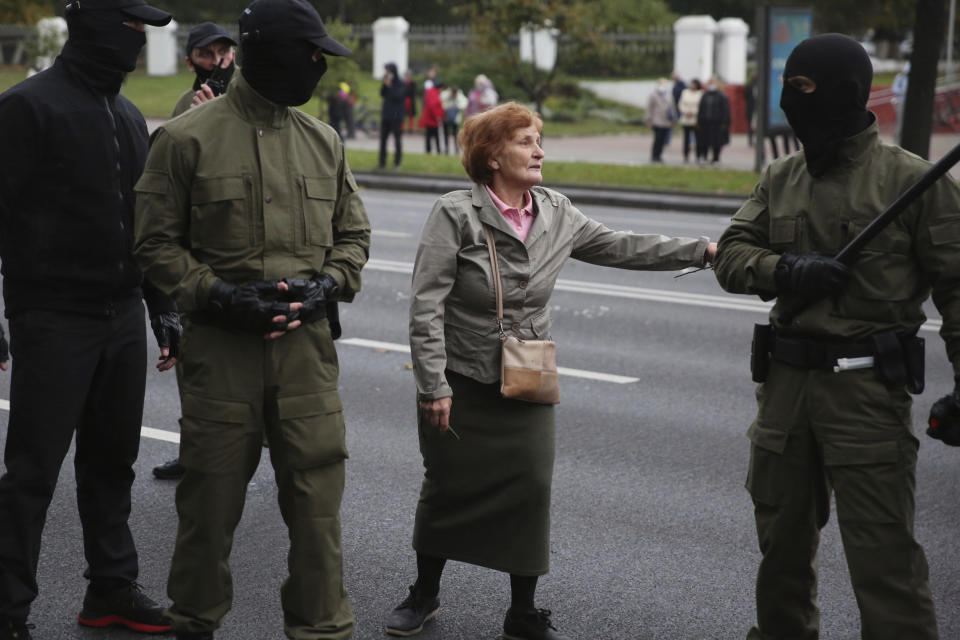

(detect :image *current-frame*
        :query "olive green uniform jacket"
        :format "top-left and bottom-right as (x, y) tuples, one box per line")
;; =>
(133, 73), (370, 640)
(714, 121), (959, 640)
(171, 87), (194, 118)
(410, 183), (709, 400)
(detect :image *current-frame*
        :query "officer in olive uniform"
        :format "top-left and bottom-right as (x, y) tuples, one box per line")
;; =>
(154, 21), (238, 482)
(714, 34), (960, 640)
(169, 22), (236, 119)
(132, 1), (370, 638)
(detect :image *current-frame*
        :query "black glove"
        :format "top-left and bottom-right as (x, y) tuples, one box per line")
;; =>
(207, 279), (293, 333)
(281, 274), (339, 324)
(150, 312), (182, 359)
(0, 324), (8, 364)
(774, 252), (851, 299)
(927, 385), (960, 446)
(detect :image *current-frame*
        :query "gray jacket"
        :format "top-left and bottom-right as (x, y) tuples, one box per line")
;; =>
(409, 184), (709, 400)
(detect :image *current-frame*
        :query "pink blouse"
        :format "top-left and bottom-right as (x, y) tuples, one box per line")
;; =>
(485, 185), (536, 243)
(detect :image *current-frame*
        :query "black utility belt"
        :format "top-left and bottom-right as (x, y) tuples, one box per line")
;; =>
(750, 324), (925, 394)
(770, 335), (873, 370)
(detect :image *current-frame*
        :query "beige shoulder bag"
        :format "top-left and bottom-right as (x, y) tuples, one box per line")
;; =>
(484, 225), (559, 404)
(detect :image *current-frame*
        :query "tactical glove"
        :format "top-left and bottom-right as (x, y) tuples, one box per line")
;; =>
(774, 252), (851, 299)
(927, 385), (960, 446)
(281, 274), (339, 325)
(207, 279), (293, 333)
(150, 312), (183, 359)
(0, 324), (8, 365)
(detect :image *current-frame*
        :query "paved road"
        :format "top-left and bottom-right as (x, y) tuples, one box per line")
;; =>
(3, 189), (959, 640)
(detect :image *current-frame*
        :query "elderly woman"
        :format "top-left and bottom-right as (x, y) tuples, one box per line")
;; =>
(386, 102), (716, 640)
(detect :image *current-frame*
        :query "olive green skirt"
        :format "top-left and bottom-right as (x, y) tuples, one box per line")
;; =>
(412, 370), (556, 576)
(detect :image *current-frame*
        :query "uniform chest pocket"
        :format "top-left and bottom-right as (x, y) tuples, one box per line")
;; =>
(301, 176), (337, 247)
(769, 216), (797, 250)
(189, 176), (251, 249)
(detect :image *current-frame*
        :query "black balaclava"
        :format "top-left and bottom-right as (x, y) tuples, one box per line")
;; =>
(63, 9), (146, 88)
(193, 58), (236, 92)
(241, 39), (326, 106)
(780, 33), (874, 176)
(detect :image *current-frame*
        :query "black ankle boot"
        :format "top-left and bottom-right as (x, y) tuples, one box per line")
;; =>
(503, 607), (569, 640)
(385, 585), (440, 636)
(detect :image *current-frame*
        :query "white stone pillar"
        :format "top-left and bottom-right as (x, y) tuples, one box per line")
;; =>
(519, 23), (559, 71)
(32, 17), (67, 73)
(373, 16), (409, 79)
(146, 19), (178, 76)
(673, 15), (717, 85)
(715, 17), (749, 85)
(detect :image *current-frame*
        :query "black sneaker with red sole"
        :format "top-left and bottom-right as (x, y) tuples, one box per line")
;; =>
(77, 582), (171, 634)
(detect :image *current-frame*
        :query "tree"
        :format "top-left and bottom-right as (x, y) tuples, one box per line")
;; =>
(900, 0), (946, 158)
(456, 0), (603, 114)
(0, 0), (52, 23)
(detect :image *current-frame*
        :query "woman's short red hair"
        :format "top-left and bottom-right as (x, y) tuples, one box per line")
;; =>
(458, 102), (543, 185)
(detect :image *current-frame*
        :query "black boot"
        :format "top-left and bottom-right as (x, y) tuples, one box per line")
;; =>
(77, 581), (171, 633)
(385, 585), (440, 636)
(503, 607), (569, 640)
(0, 618), (33, 640)
(153, 457), (186, 480)
(176, 633), (213, 639)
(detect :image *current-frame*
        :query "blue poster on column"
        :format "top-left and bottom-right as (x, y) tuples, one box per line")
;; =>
(768, 7), (813, 129)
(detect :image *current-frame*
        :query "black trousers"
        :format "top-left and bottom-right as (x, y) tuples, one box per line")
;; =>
(379, 118), (403, 168)
(424, 126), (440, 153)
(651, 126), (670, 161)
(0, 302), (146, 619)
(682, 125), (697, 160)
(699, 124), (725, 162)
(442, 121), (458, 154)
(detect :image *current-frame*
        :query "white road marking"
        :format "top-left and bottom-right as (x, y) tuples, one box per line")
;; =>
(339, 337), (639, 384)
(142, 426), (180, 444)
(0, 398), (180, 444)
(364, 259), (943, 333)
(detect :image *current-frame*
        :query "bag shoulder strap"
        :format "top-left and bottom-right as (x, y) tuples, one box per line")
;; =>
(483, 225), (506, 338)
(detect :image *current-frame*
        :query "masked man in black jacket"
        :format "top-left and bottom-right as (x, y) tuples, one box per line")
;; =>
(0, 1), (179, 638)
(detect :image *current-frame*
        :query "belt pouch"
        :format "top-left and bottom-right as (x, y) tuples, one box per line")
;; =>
(871, 331), (907, 389)
(902, 335), (925, 394)
(751, 323), (773, 383)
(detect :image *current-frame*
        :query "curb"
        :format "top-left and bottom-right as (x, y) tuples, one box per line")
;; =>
(353, 172), (745, 216)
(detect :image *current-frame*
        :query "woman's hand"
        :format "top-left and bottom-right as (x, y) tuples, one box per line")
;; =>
(705, 242), (718, 265)
(419, 397), (453, 432)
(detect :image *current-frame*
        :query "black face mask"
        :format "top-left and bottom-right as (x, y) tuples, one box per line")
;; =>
(241, 40), (326, 106)
(193, 59), (236, 95)
(779, 33), (874, 176)
(66, 9), (146, 73)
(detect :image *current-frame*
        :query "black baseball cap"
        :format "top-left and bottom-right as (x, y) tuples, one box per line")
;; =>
(186, 22), (237, 56)
(239, 0), (351, 57)
(66, 0), (173, 26)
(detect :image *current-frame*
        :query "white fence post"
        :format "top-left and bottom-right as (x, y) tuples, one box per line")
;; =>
(519, 22), (559, 71)
(716, 17), (749, 85)
(146, 19), (178, 76)
(372, 16), (409, 78)
(673, 15), (716, 84)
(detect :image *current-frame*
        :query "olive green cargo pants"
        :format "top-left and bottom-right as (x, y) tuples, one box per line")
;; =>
(166, 320), (353, 640)
(745, 361), (938, 640)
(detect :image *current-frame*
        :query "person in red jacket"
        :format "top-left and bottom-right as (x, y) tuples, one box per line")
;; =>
(418, 80), (445, 154)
